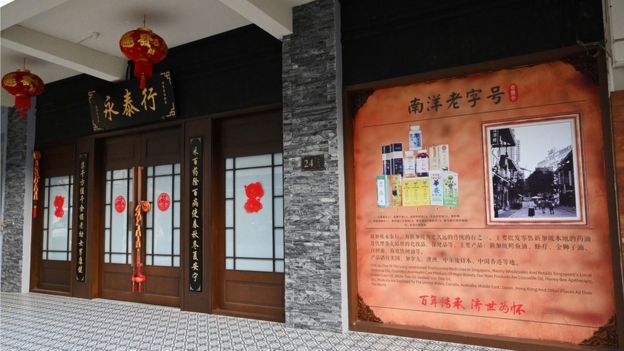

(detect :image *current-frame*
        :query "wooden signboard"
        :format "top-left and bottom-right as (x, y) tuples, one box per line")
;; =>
(88, 71), (176, 132)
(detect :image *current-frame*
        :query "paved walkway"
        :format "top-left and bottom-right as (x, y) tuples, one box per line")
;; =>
(0, 293), (507, 351)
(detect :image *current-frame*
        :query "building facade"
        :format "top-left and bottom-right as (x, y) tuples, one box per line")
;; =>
(2, 1), (624, 350)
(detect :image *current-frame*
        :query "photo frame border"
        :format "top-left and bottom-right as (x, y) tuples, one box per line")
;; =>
(482, 113), (586, 226)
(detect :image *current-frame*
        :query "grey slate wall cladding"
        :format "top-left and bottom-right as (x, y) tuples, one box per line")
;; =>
(1, 108), (26, 292)
(282, 0), (342, 331)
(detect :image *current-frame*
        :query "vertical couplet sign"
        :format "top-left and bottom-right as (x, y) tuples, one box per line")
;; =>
(75, 153), (88, 281)
(351, 57), (618, 348)
(189, 137), (203, 292)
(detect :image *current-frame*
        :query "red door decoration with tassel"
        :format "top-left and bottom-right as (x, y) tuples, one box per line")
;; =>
(1, 69), (44, 118)
(119, 24), (168, 90)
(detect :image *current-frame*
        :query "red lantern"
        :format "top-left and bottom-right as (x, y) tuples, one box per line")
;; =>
(1, 69), (44, 118)
(119, 26), (168, 90)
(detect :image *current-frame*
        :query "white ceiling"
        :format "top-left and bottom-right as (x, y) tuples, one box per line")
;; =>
(0, 0), (312, 106)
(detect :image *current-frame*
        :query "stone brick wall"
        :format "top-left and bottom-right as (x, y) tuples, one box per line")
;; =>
(282, 0), (342, 331)
(1, 108), (27, 292)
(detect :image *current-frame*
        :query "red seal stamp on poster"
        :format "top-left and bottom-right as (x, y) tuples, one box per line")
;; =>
(508, 83), (518, 102)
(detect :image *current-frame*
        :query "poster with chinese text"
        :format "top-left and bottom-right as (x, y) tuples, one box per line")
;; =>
(353, 58), (616, 347)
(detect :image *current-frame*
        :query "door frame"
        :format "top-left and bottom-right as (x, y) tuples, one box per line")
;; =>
(31, 104), (283, 315)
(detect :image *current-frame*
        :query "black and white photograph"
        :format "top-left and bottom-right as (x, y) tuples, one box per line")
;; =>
(484, 116), (583, 223)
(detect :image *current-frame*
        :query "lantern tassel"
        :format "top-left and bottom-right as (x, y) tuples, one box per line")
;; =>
(134, 60), (152, 91)
(15, 95), (30, 118)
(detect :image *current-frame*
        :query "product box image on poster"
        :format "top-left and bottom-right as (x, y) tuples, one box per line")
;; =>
(442, 171), (458, 208)
(427, 144), (450, 171)
(402, 177), (430, 206)
(376, 175), (402, 208)
(429, 171), (444, 206)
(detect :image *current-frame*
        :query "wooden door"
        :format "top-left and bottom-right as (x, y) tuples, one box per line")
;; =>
(30, 143), (76, 295)
(212, 111), (285, 322)
(99, 128), (182, 306)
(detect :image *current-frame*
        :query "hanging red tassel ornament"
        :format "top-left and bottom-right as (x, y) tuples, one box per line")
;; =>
(119, 25), (168, 90)
(1, 69), (44, 118)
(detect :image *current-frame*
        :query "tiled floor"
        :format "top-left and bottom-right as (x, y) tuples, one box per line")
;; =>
(0, 293), (507, 351)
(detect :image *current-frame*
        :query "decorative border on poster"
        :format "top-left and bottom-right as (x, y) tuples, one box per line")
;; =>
(189, 137), (203, 292)
(482, 113), (586, 225)
(76, 153), (88, 281)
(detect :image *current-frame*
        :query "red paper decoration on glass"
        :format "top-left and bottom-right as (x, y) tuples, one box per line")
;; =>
(157, 192), (170, 211)
(53, 196), (64, 218)
(1, 69), (44, 118)
(244, 182), (264, 213)
(119, 26), (168, 90)
(115, 195), (126, 213)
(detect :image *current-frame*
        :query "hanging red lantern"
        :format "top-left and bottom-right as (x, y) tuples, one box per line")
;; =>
(1, 69), (44, 118)
(119, 25), (168, 90)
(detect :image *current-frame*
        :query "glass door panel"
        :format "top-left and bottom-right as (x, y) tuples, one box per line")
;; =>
(145, 164), (181, 267)
(42, 175), (73, 261)
(103, 169), (133, 264)
(224, 153), (284, 272)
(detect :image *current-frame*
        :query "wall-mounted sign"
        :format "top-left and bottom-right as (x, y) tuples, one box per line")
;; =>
(302, 155), (325, 171)
(76, 153), (88, 282)
(350, 56), (617, 348)
(88, 71), (176, 132)
(189, 137), (203, 292)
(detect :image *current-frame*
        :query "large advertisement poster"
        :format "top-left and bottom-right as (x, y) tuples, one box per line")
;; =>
(353, 58), (616, 346)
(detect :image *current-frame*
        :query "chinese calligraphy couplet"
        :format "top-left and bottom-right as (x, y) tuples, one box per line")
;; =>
(76, 153), (88, 282)
(189, 137), (203, 292)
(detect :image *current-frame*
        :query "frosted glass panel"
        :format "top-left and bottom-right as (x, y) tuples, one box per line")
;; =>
(274, 229), (284, 259)
(43, 210), (48, 229)
(173, 229), (180, 255)
(48, 252), (67, 261)
(174, 175), (181, 201)
(42, 231), (48, 250)
(274, 197), (283, 227)
(155, 164), (172, 176)
(235, 259), (273, 272)
(46, 177), (71, 252)
(153, 256), (171, 266)
(146, 229), (153, 253)
(236, 154), (272, 168)
(225, 200), (233, 227)
(153, 177), (173, 255)
(111, 254), (125, 264)
(111, 179), (128, 254)
(274, 153), (283, 165)
(235, 167), (273, 258)
(104, 168), (132, 264)
(225, 171), (233, 198)
(273, 166), (283, 196)
(113, 170), (127, 179)
(174, 202), (180, 227)
(275, 260), (284, 273)
(225, 158), (233, 169)
(226, 258), (234, 270)
(226, 229), (233, 256)
(145, 163), (180, 267)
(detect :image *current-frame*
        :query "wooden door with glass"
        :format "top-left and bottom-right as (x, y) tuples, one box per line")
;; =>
(212, 111), (285, 321)
(100, 128), (182, 306)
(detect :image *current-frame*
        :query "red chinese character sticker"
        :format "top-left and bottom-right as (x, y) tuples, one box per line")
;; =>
(244, 182), (264, 213)
(508, 83), (518, 102)
(114, 195), (126, 213)
(53, 196), (64, 218)
(157, 192), (171, 211)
